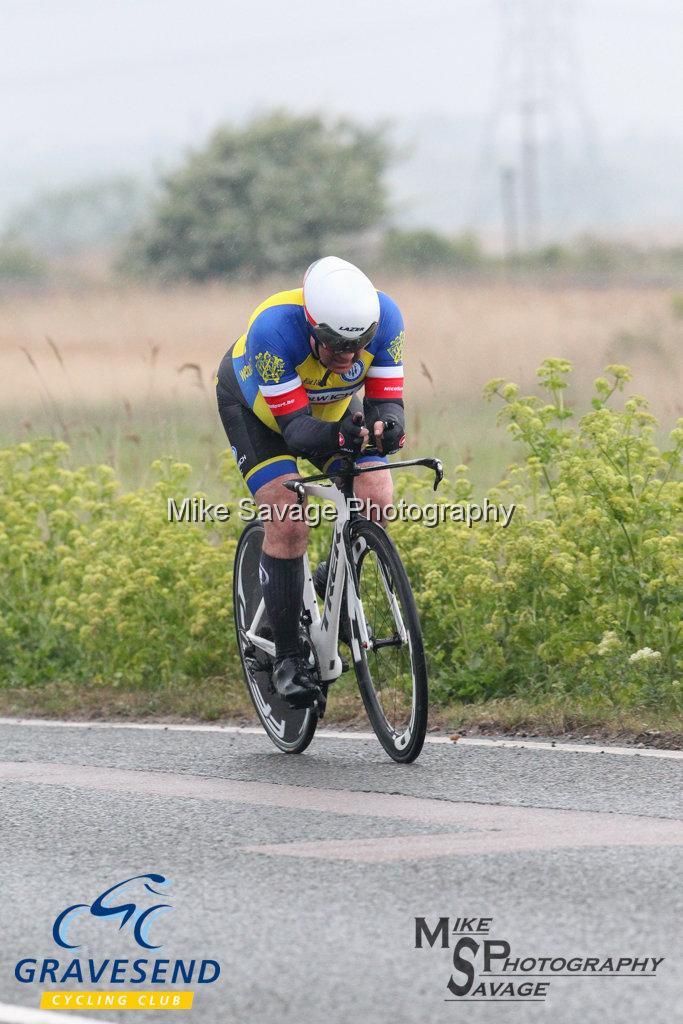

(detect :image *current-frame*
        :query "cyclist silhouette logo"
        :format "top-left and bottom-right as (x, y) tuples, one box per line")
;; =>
(52, 873), (173, 950)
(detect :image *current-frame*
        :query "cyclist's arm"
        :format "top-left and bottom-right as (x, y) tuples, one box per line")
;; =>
(363, 396), (405, 430)
(363, 296), (406, 447)
(250, 327), (339, 456)
(276, 405), (338, 457)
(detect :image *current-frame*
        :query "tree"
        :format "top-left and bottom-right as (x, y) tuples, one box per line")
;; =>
(381, 228), (483, 273)
(6, 177), (148, 255)
(125, 111), (390, 280)
(0, 236), (47, 284)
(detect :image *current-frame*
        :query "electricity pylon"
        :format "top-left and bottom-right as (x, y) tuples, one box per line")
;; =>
(473, 0), (598, 251)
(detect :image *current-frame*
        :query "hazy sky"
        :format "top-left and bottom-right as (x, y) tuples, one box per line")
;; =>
(2, 0), (683, 223)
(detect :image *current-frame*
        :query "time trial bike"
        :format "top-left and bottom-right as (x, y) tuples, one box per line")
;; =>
(233, 448), (443, 763)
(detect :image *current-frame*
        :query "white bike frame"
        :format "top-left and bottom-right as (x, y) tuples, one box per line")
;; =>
(243, 453), (442, 684)
(244, 478), (407, 682)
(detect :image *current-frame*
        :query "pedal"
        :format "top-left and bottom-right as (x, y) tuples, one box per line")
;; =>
(244, 654), (262, 673)
(246, 649), (273, 675)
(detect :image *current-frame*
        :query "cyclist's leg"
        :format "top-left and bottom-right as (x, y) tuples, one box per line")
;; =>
(314, 397), (393, 524)
(253, 474), (309, 665)
(352, 457), (392, 523)
(217, 387), (308, 654)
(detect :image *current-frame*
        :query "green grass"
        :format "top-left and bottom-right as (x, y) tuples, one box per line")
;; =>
(1, 398), (225, 494)
(6, 388), (666, 502)
(2, 361), (679, 746)
(0, 395), (520, 496)
(0, 680), (679, 747)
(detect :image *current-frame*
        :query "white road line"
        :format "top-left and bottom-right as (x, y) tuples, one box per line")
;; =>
(0, 760), (681, 861)
(0, 717), (680, 759)
(450, 736), (683, 759)
(0, 1003), (100, 1024)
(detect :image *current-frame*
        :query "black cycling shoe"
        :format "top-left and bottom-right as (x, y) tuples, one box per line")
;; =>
(272, 655), (318, 709)
(314, 559), (352, 648)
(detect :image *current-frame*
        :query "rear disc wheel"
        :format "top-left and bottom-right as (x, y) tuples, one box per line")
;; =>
(233, 521), (318, 754)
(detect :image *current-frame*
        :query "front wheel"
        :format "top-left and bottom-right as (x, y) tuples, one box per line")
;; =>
(347, 519), (428, 763)
(233, 521), (318, 754)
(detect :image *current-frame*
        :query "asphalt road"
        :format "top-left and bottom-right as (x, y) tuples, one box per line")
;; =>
(1, 721), (681, 1024)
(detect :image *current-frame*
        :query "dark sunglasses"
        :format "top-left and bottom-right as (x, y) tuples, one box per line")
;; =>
(313, 321), (378, 354)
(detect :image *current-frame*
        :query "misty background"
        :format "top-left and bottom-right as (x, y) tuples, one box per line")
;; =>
(3, 0), (683, 253)
(1, 0), (681, 561)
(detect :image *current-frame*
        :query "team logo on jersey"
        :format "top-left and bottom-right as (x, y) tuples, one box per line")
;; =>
(255, 351), (285, 384)
(387, 330), (405, 364)
(341, 360), (364, 383)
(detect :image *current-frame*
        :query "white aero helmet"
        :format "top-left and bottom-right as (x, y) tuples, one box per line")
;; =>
(303, 256), (380, 354)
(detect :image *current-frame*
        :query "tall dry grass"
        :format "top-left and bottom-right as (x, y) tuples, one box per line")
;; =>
(2, 279), (681, 415)
(1, 279), (681, 491)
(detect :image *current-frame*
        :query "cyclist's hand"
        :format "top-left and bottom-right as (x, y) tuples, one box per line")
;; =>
(372, 418), (405, 455)
(337, 410), (369, 455)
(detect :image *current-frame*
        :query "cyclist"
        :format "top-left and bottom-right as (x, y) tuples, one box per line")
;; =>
(216, 256), (406, 708)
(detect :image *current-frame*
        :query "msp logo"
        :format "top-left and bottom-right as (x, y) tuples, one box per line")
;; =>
(53, 873), (172, 951)
(341, 360), (364, 383)
(255, 351), (285, 384)
(415, 914), (666, 1005)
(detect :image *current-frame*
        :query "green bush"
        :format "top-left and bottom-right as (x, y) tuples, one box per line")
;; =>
(381, 228), (482, 273)
(124, 111), (390, 280)
(0, 238), (47, 283)
(396, 360), (682, 708)
(0, 445), (240, 688)
(1, 361), (680, 711)
(6, 177), (148, 256)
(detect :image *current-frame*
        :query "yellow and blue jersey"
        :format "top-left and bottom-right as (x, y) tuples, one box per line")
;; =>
(225, 287), (405, 432)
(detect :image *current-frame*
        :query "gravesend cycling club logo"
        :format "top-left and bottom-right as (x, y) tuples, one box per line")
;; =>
(14, 871), (221, 1012)
(415, 915), (666, 1005)
(53, 873), (172, 950)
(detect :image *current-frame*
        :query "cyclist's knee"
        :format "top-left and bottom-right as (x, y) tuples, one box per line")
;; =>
(254, 476), (309, 557)
(264, 517), (308, 557)
(354, 464), (393, 521)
